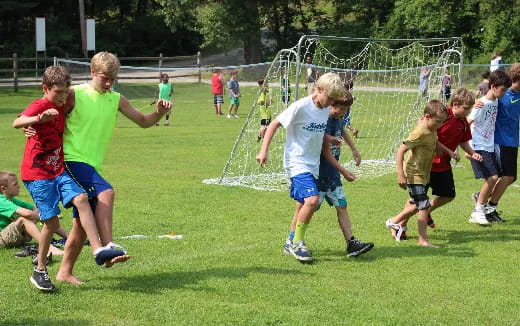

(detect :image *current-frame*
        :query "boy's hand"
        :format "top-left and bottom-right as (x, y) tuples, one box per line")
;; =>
(450, 151), (460, 162)
(156, 99), (172, 114)
(342, 169), (357, 182)
(473, 99), (484, 109)
(397, 174), (407, 189)
(23, 126), (36, 137)
(471, 152), (483, 161)
(352, 149), (361, 166)
(256, 151), (268, 166)
(40, 108), (59, 123)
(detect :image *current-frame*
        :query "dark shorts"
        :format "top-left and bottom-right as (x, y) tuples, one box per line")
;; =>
(428, 169), (456, 198)
(442, 86), (451, 100)
(407, 184), (431, 210)
(289, 172), (319, 203)
(495, 144), (517, 180)
(65, 161), (113, 218)
(260, 119), (271, 126)
(470, 150), (501, 179)
(213, 94), (224, 105)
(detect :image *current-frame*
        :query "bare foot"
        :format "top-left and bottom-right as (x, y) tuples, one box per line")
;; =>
(104, 254), (131, 268)
(418, 241), (439, 248)
(56, 273), (85, 285)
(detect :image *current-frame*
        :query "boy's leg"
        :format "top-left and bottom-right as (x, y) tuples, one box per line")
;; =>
(36, 216), (60, 270)
(56, 218), (86, 284)
(95, 189), (115, 245)
(234, 103), (240, 116)
(336, 206), (352, 241)
(417, 209), (438, 248)
(338, 204), (374, 257)
(71, 193), (103, 251)
(20, 218), (63, 256)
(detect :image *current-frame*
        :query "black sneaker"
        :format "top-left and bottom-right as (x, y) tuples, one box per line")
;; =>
(51, 238), (67, 249)
(14, 244), (39, 257)
(347, 237), (374, 257)
(32, 252), (53, 266)
(30, 268), (55, 292)
(486, 210), (507, 223)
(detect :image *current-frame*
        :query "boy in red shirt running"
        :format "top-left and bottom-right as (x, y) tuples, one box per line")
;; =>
(386, 88), (482, 241)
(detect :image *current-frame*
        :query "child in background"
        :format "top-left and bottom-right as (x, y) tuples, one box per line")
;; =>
(476, 71), (490, 99)
(440, 66), (452, 101)
(0, 171), (66, 257)
(386, 100), (447, 248)
(211, 69), (225, 115)
(256, 72), (346, 262)
(387, 89), (482, 240)
(13, 66), (126, 292)
(227, 72), (240, 118)
(468, 70), (512, 225)
(257, 78), (272, 141)
(152, 73), (174, 126)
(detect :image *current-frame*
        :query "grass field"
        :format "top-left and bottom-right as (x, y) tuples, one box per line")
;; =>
(1, 83), (520, 325)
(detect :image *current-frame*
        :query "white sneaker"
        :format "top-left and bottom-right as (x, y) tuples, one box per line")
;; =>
(469, 210), (491, 225)
(385, 219), (407, 242)
(226, 114), (231, 119)
(233, 114), (239, 118)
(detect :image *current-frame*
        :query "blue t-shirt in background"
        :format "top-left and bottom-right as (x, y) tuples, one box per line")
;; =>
(228, 80), (239, 98)
(495, 88), (520, 147)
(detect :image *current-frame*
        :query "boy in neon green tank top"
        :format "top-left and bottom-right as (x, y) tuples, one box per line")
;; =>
(27, 52), (173, 285)
(152, 73), (174, 126)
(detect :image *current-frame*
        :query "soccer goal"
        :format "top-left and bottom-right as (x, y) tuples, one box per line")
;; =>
(205, 35), (463, 191)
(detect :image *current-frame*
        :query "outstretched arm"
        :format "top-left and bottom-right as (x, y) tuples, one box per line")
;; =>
(460, 140), (482, 161)
(13, 109), (59, 129)
(256, 119), (281, 166)
(119, 95), (172, 128)
(436, 141), (460, 162)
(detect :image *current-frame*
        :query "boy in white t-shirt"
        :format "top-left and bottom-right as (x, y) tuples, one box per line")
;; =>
(468, 70), (511, 225)
(256, 72), (345, 262)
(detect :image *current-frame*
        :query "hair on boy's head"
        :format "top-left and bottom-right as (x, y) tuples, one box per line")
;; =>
(488, 70), (512, 89)
(332, 91), (354, 108)
(315, 72), (346, 99)
(450, 88), (475, 108)
(424, 99), (447, 118)
(257, 77), (265, 86)
(481, 71), (490, 79)
(91, 52), (120, 80)
(42, 66), (71, 88)
(509, 63), (520, 83)
(162, 73), (169, 78)
(0, 170), (16, 187)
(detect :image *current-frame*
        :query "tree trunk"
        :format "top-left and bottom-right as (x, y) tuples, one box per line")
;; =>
(242, 0), (262, 64)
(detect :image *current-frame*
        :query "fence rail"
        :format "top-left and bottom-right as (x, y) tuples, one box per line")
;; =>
(0, 52), (202, 91)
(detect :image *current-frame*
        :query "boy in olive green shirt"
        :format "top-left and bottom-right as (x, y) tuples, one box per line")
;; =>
(386, 100), (447, 248)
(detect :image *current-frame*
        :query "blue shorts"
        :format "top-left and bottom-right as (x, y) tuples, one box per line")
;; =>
(23, 170), (84, 220)
(316, 176), (347, 208)
(289, 172), (319, 203)
(470, 150), (501, 179)
(65, 161), (113, 218)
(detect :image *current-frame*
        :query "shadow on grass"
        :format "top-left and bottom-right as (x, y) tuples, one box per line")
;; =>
(442, 225), (520, 244)
(0, 319), (90, 326)
(98, 266), (309, 293)
(316, 244), (475, 262)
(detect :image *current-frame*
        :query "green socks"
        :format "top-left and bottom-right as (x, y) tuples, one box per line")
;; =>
(293, 221), (309, 243)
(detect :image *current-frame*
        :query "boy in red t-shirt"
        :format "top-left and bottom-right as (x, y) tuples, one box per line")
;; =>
(211, 69), (225, 115)
(13, 66), (126, 292)
(386, 88), (483, 241)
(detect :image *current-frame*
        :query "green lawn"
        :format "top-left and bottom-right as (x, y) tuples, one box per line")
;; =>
(1, 83), (520, 325)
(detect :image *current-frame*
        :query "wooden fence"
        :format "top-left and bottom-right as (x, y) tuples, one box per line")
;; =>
(0, 52), (201, 91)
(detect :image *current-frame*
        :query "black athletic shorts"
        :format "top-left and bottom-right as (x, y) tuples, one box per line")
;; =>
(495, 144), (517, 180)
(428, 169), (456, 198)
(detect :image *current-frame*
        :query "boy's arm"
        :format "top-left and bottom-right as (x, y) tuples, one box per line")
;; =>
(341, 128), (361, 166)
(119, 95), (172, 128)
(13, 109), (60, 129)
(460, 140), (483, 161)
(256, 119), (281, 166)
(396, 143), (408, 189)
(436, 141), (460, 162)
(15, 207), (39, 221)
(322, 137), (356, 182)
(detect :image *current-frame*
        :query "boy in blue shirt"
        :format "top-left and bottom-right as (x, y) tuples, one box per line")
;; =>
(227, 72), (240, 118)
(317, 93), (373, 256)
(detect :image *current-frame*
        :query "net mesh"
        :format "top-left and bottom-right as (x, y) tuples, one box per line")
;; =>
(204, 36), (463, 191)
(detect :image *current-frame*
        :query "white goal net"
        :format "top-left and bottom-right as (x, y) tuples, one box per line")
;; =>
(205, 35), (463, 191)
